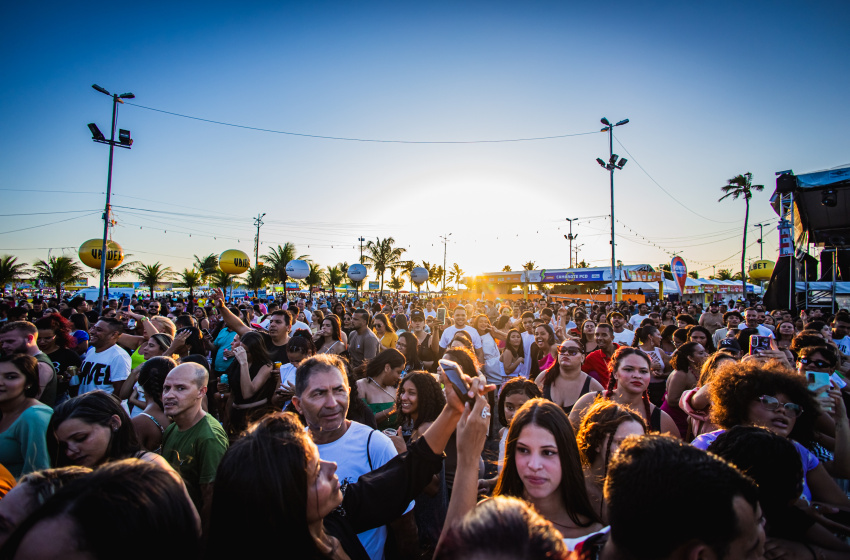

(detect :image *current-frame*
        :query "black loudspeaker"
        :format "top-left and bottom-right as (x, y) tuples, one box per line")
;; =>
(820, 249), (850, 281)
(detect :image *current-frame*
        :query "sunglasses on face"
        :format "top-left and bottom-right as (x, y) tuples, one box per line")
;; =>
(798, 357), (832, 369)
(757, 395), (803, 417)
(558, 346), (582, 356)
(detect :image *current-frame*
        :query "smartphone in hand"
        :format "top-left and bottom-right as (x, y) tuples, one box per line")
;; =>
(440, 358), (472, 404)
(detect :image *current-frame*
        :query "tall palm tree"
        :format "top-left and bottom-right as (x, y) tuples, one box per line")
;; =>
(433, 266), (444, 293)
(244, 266), (266, 297)
(131, 262), (176, 299)
(362, 237), (406, 295)
(326, 265), (345, 297)
(719, 172), (764, 296)
(177, 268), (203, 304)
(522, 261), (536, 271)
(0, 256), (30, 297)
(193, 254), (219, 283)
(716, 269), (733, 281)
(304, 262), (324, 295)
(502, 265), (512, 272)
(264, 243), (308, 301)
(32, 256), (88, 300)
(448, 263), (465, 290)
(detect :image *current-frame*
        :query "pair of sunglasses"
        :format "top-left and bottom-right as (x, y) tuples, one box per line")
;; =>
(757, 395), (803, 417)
(558, 346), (582, 356)
(798, 357), (833, 369)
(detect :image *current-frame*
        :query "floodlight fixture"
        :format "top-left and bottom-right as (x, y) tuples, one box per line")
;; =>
(596, 158), (607, 168)
(119, 129), (132, 146)
(617, 158), (628, 169)
(601, 118), (611, 126)
(615, 119), (629, 126)
(609, 154), (619, 165)
(119, 92), (135, 99)
(88, 123), (106, 141)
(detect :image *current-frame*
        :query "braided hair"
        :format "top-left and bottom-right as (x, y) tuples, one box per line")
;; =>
(604, 346), (653, 425)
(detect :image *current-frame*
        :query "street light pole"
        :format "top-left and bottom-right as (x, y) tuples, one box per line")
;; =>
(440, 233), (452, 292)
(564, 218), (577, 268)
(253, 213), (266, 268)
(597, 118), (629, 305)
(754, 223), (765, 260)
(89, 84), (134, 313)
(358, 237), (366, 263)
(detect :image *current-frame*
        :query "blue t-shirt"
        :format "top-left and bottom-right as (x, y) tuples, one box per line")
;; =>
(693, 429), (818, 501)
(213, 328), (237, 373)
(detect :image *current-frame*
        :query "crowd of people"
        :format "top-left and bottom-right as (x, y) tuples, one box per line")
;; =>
(0, 288), (849, 559)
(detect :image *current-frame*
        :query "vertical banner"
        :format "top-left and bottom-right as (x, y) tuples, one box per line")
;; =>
(671, 256), (688, 296)
(778, 221), (793, 257)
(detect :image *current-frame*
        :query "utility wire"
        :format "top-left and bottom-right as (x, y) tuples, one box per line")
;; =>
(126, 102), (601, 144)
(0, 212), (100, 236)
(613, 136), (740, 224)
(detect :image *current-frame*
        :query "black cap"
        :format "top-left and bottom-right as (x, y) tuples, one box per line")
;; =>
(410, 310), (425, 321)
(719, 338), (741, 352)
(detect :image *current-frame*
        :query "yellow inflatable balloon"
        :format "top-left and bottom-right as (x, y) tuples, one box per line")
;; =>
(219, 249), (250, 275)
(79, 239), (124, 270)
(748, 259), (774, 281)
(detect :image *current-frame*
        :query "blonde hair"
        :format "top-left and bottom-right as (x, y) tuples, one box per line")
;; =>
(151, 316), (176, 337)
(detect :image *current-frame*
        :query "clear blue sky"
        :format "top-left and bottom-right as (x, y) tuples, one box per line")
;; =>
(2, 0), (848, 283)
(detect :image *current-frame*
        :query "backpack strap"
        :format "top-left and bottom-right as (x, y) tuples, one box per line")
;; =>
(366, 429), (374, 471)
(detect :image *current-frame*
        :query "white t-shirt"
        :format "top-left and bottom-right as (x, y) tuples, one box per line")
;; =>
(316, 421), (411, 560)
(612, 329), (635, 346)
(79, 345), (131, 395)
(737, 324), (775, 338)
(834, 335), (850, 356)
(628, 314), (649, 330)
(424, 310), (437, 319)
(439, 325), (483, 350)
(519, 331), (536, 379)
(479, 332), (502, 383)
(278, 364), (297, 409)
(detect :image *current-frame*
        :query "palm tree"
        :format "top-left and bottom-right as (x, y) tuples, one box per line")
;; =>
(448, 263), (465, 290)
(502, 265), (512, 272)
(178, 268), (203, 304)
(210, 269), (233, 290)
(575, 260), (590, 269)
(193, 254), (219, 282)
(0, 256), (30, 297)
(32, 256), (88, 300)
(521, 261), (536, 271)
(433, 266), (444, 293)
(719, 172), (765, 296)
(304, 262), (324, 295)
(688, 271), (699, 279)
(362, 237), (406, 295)
(244, 266), (266, 297)
(716, 269), (733, 281)
(397, 260), (416, 291)
(387, 274), (405, 295)
(326, 265), (345, 297)
(421, 261), (433, 292)
(264, 243), (308, 301)
(131, 262), (176, 299)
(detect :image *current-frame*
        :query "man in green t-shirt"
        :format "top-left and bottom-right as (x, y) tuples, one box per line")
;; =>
(162, 362), (228, 531)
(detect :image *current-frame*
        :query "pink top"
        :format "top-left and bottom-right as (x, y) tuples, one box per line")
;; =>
(538, 352), (555, 372)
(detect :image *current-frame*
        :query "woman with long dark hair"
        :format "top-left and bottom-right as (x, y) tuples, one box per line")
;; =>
(224, 331), (274, 437)
(373, 312), (398, 350)
(493, 399), (604, 547)
(315, 314), (345, 355)
(536, 339), (603, 415)
(356, 349), (406, 431)
(660, 341), (708, 438)
(500, 329), (525, 378)
(34, 313), (81, 406)
(131, 356), (175, 452)
(395, 331), (422, 374)
(0, 355), (52, 478)
(569, 347), (679, 437)
(633, 324), (670, 406)
(579, 320), (598, 355)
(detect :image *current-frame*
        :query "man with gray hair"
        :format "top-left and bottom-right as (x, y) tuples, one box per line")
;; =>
(161, 362), (228, 530)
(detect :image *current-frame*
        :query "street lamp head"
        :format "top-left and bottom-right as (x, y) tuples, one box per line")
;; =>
(600, 118), (611, 126)
(596, 158), (607, 168)
(87, 123), (106, 141)
(617, 158), (628, 169)
(615, 119), (629, 126)
(609, 154), (619, 165)
(119, 93), (135, 99)
(92, 84), (110, 96)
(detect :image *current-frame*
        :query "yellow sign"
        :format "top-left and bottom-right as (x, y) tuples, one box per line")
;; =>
(219, 249), (250, 275)
(748, 260), (774, 281)
(79, 239), (124, 270)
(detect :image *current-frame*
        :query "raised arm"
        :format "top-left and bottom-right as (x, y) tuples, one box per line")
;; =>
(211, 288), (251, 337)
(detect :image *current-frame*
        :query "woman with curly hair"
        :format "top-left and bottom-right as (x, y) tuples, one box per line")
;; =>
(575, 400), (646, 522)
(395, 371), (448, 551)
(570, 347), (679, 438)
(692, 360), (850, 508)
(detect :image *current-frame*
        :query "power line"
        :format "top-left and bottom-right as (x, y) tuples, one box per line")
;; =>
(0, 209), (98, 217)
(613, 135), (739, 224)
(0, 212), (100, 236)
(0, 188), (102, 194)
(126, 102), (602, 144)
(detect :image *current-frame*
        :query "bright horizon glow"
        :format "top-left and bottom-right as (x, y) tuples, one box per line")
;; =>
(1, 1), (848, 286)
